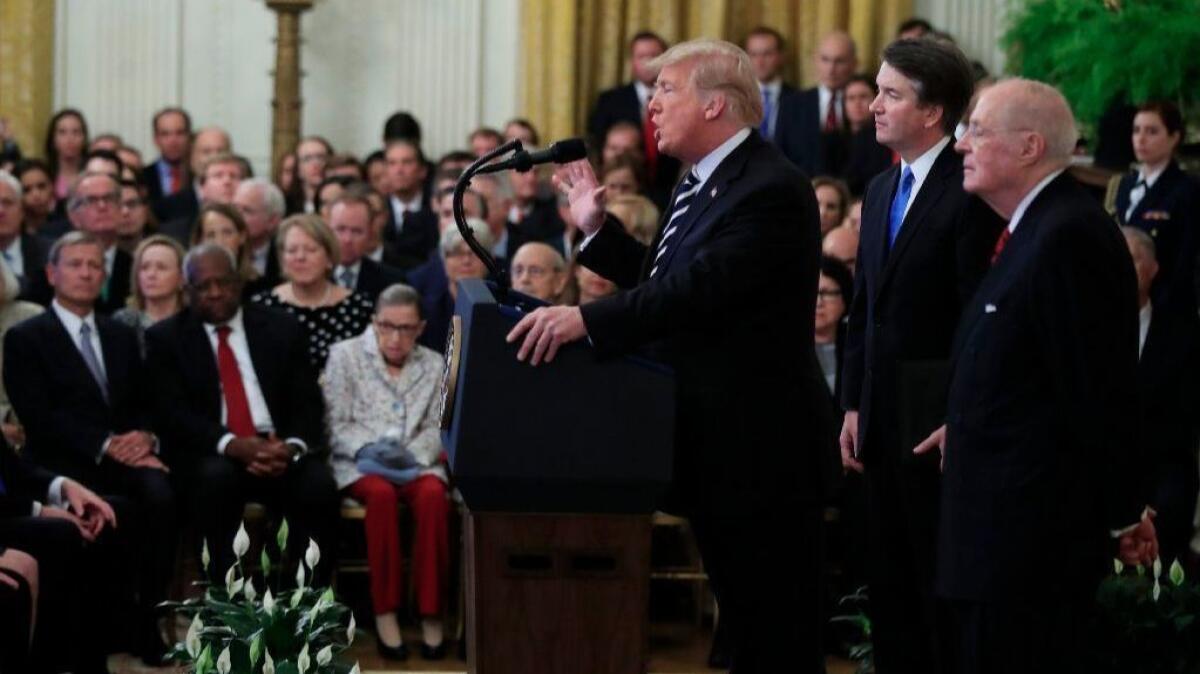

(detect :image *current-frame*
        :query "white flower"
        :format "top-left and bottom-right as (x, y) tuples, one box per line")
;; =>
(225, 564), (243, 597)
(1153, 556), (1163, 579)
(201, 538), (211, 572)
(262, 588), (276, 613)
(185, 614), (203, 658)
(1153, 577), (1162, 602)
(347, 612), (356, 645)
(305, 537), (321, 571)
(297, 643), (311, 674)
(243, 577), (257, 602)
(296, 560), (307, 588)
(233, 521), (250, 559)
(216, 645), (232, 674)
(317, 644), (333, 666)
(348, 664), (361, 674)
(263, 649), (275, 674)
(1113, 558), (1124, 575)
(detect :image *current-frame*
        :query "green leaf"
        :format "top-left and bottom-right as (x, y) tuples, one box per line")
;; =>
(276, 518), (290, 553)
(261, 546), (272, 576)
(1169, 559), (1186, 586)
(249, 632), (264, 666)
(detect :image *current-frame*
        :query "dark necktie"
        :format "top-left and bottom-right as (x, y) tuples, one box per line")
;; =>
(991, 227), (1012, 266)
(216, 326), (256, 438)
(78, 322), (109, 404)
(651, 170), (701, 278)
(824, 92), (840, 132)
(1125, 178), (1148, 222)
(169, 164), (183, 194)
(760, 88), (773, 138)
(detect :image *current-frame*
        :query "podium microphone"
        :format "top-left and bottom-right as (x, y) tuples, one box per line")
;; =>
(475, 138), (588, 174)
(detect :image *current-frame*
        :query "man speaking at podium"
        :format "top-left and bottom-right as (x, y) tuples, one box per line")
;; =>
(508, 39), (832, 673)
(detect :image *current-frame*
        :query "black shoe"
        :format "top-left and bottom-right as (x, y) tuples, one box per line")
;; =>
(376, 640), (409, 661)
(421, 641), (448, 660)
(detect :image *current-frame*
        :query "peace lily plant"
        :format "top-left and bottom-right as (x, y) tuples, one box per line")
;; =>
(1094, 556), (1200, 672)
(161, 519), (360, 674)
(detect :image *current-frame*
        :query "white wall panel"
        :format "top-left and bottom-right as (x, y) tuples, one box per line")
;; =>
(55, 0), (520, 176)
(915, 0), (1008, 78)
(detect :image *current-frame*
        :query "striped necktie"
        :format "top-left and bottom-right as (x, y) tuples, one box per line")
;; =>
(650, 170), (701, 278)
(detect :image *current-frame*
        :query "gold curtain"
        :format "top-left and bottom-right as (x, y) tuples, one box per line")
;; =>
(0, 0), (56, 159)
(520, 0), (911, 143)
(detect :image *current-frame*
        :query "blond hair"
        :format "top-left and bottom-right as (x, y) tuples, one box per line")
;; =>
(276, 214), (340, 279)
(649, 39), (763, 127)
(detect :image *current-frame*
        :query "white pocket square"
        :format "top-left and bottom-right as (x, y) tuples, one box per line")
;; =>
(984, 303), (997, 314)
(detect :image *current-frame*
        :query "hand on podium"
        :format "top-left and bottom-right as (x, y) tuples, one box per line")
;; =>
(507, 306), (587, 366)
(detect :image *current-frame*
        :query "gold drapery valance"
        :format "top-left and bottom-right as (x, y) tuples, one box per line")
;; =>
(0, 0), (56, 160)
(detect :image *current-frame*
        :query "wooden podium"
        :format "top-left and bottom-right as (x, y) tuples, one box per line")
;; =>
(441, 281), (674, 674)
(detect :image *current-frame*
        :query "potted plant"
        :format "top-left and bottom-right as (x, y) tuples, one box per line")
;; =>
(1093, 557), (1200, 672)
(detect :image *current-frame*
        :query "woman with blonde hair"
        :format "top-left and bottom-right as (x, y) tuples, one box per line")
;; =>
(605, 193), (660, 246)
(112, 235), (186, 357)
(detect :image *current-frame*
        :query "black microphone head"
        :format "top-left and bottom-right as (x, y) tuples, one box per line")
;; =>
(549, 138), (588, 164)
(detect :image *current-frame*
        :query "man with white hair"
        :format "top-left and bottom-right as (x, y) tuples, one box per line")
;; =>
(235, 177), (286, 291)
(0, 171), (51, 303)
(914, 79), (1157, 672)
(509, 38), (830, 672)
(510, 241), (567, 303)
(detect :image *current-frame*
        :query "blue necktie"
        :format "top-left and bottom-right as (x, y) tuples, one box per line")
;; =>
(888, 167), (915, 247)
(78, 322), (109, 404)
(760, 88), (773, 138)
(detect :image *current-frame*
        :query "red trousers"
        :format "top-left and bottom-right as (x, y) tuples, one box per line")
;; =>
(347, 474), (450, 616)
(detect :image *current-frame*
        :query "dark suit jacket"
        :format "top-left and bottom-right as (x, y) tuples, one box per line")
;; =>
(576, 131), (833, 512)
(243, 243), (281, 300)
(140, 159), (188, 209)
(512, 197), (567, 255)
(154, 184), (200, 225)
(354, 257), (407, 301)
(586, 81), (683, 210)
(841, 141), (1002, 461)
(1114, 161), (1199, 313)
(97, 248), (132, 316)
(776, 87), (849, 178)
(405, 254), (452, 354)
(15, 234), (51, 305)
(144, 304), (326, 467)
(0, 441), (56, 519)
(3, 310), (148, 483)
(382, 207), (439, 273)
(938, 173), (1143, 602)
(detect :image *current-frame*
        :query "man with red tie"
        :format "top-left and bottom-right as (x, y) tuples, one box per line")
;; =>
(587, 31), (682, 211)
(145, 242), (338, 582)
(140, 107), (192, 210)
(777, 31), (857, 178)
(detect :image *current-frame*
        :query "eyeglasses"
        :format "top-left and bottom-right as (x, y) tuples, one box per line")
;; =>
(816, 289), (843, 303)
(511, 264), (553, 278)
(76, 193), (120, 209)
(375, 319), (422, 337)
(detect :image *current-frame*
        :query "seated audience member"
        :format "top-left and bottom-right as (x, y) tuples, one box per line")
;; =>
(364, 150), (389, 197)
(323, 283), (450, 661)
(468, 173), (520, 266)
(843, 197), (862, 231)
(155, 126), (232, 225)
(600, 154), (646, 199)
(160, 151), (244, 245)
(813, 176), (851, 236)
(572, 262), (618, 305)
(287, 136), (334, 215)
(59, 171), (134, 314)
(434, 185), (486, 235)
(356, 186), (392, 264)
(504, 118), (540, 147)
(1124, 226), (1200, 565)
(14, 160), (57, 236)
(329, 194), (406, 300)
(382, 139), (439, 272)
(145, 243), (338, 585)
(508, 167), (566, 255)
(191, 202), (261, 293)
(116, 178), (155, 254)
(44, 109), (88, 202)
(0, 438), (121, 673)
(325, 153), (365, 181)
(434, 152), (475, 177)
(815, 256), (853, 403)
(511, 242), (568, 303)
(821, 225), (859, 275)
(468, 127), (504, 157)
(0, 170), (51, 304)
(3, 230), (175, 663)
(842, 74), (895, 195)
(112, 235), (186, 357)
(0, 256), (43, 449)
(606, 193), (659, 246)
(601, 121), (645, 166)
(82, 149), (124, 181)
(314, 174), (358, 222)
(1113, 100), (1199, 315)
(252, 214), (373, 370)
(408, 218), (493, 353)
(116, 144), (144, 178)
(275, 149), (297, 195)
(88, 134), (123, 153)
(234, 178), (286, 295)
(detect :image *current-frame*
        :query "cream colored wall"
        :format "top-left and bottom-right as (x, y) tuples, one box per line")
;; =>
(913, 0), (1008, 77)
(53, 0), (520, 175)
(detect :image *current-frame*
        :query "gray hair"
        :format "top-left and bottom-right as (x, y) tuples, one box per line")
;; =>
(439, 217), (494, 256)
(649, 39), (763, 127)
(182, 241), (238, 285)
(0, 171), (22, 200)
(239, 177), (285, 218)
(991, 78), (1078, 167)
(375, 283), (423, 315)
(1121, 226), (1157, 262)
(67, 171), (120, 212)
(513, 241), (566, 272)
(48, 230), (105, 266)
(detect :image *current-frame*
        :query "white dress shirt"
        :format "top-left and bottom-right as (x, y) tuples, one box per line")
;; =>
(250, 241), (270, 276)
(1125, 163), (1168, 221)
(203, 309), (278, 453)
(896, 135), (953, 224)
(335, 260), (363, 289)
(389, 194), (424, 232)
(103, 245), (116, 283)
(3, 236), (23, 278)
(1138, 302), (1152, 359)
(634, 80), (653, 116)
(1006, 169), (1068, 235)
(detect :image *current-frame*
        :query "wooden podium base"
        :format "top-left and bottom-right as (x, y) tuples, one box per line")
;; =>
(465, 511), (652, 674)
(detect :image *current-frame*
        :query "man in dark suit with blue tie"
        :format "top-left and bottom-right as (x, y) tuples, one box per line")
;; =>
(3, 230), (177, 664)
(838, 39), (1000, 674)
(916, 79), (1158, 674)
(510, 39), (832, 673)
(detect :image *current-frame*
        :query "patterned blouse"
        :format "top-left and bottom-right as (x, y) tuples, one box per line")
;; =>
(251, 289), (374, 370)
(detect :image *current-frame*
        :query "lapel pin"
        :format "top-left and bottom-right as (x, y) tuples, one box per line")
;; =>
(985, 304), (997, 314)
(710, 187), (718, 198)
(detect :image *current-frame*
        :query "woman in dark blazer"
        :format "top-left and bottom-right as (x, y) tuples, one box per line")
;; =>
(1113, 100), (1199, 314)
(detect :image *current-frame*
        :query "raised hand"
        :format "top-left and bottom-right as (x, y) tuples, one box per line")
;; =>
(552, 160), (607, 237)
